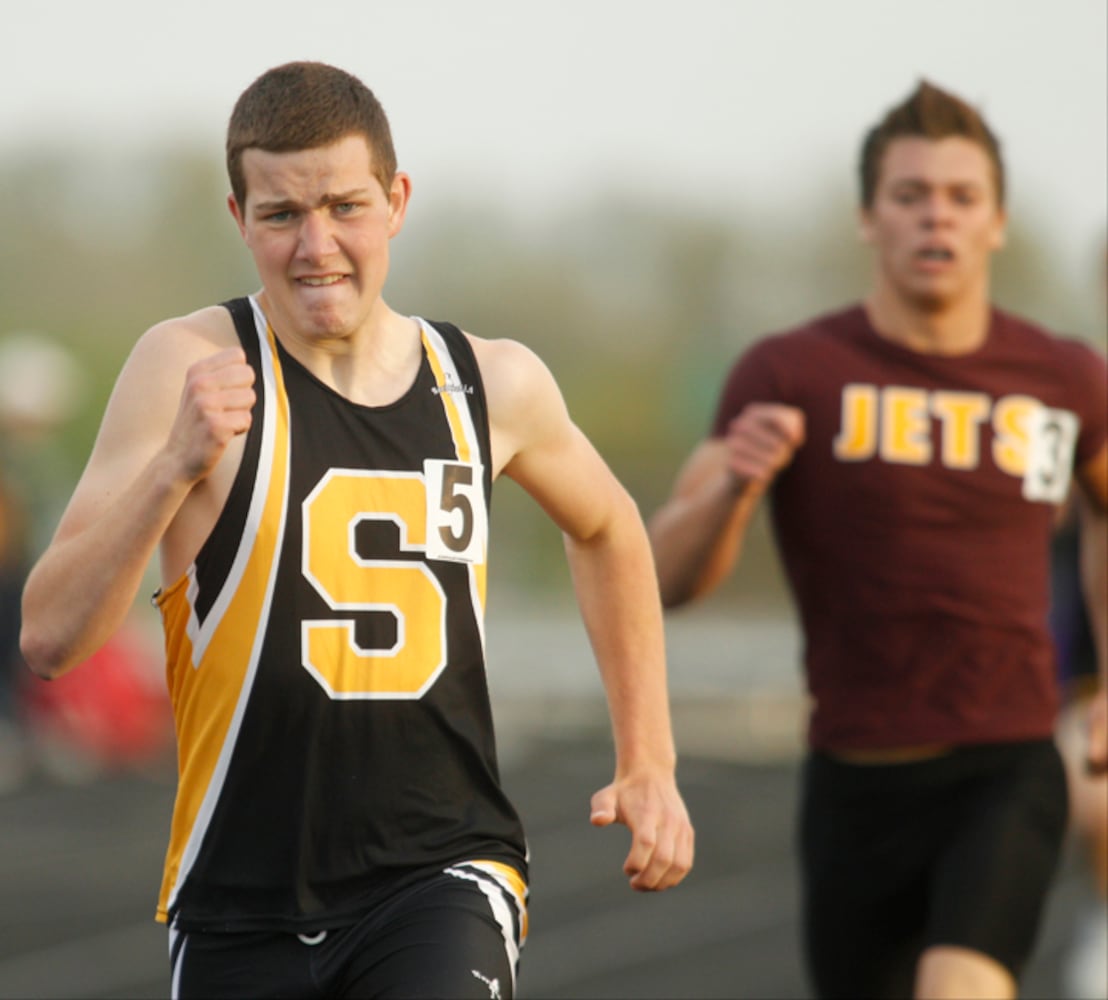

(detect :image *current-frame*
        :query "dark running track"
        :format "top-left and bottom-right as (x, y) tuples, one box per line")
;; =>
(0, 729), (1094, 999)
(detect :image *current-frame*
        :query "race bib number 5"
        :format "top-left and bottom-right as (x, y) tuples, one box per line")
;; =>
(424, 459), (488, 563)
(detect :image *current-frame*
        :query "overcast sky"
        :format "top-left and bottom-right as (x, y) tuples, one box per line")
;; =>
(5, 0), (1106, 286)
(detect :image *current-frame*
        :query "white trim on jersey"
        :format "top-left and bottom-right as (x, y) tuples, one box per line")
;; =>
(167, 296), (292, 915)
(183, 297), (283, 665)
(417, 317), (489, 657)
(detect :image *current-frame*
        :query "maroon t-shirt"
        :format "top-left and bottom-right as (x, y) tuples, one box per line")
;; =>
(712, 305), (1108, 751)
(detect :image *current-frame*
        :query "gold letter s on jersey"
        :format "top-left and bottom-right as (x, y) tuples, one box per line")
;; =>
(300, 470), (448, 700)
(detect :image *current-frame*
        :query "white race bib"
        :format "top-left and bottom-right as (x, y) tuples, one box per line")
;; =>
(424, 459), (487, 563)
(1022, 406), (1078, 503)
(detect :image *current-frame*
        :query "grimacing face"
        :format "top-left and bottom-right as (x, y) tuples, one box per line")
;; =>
(860, 136), (1007, 312)
(227, 134), (411, 347)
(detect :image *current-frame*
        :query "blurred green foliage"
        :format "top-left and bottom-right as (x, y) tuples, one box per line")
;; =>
(1, 144), (1104, 608)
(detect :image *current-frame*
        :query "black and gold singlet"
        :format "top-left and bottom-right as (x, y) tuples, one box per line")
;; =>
(155, 296), (527, 932)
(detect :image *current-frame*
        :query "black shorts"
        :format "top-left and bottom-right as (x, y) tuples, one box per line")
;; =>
(169, 861), (527, 999)
(799, 740), (1068, 999)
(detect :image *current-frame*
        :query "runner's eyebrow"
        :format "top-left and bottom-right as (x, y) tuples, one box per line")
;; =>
(253, 189), (374, 213)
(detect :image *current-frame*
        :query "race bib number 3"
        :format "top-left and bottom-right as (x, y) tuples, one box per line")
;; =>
(424, 459), (487, 563)
(1022, 406), (1078, 503)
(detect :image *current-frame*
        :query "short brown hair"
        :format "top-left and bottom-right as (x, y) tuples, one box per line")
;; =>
(226, 61), (397, 209)
(859, 80), (1005, 208)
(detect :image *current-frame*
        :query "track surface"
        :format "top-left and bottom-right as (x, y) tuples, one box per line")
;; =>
(0, 733), (1094, 999)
